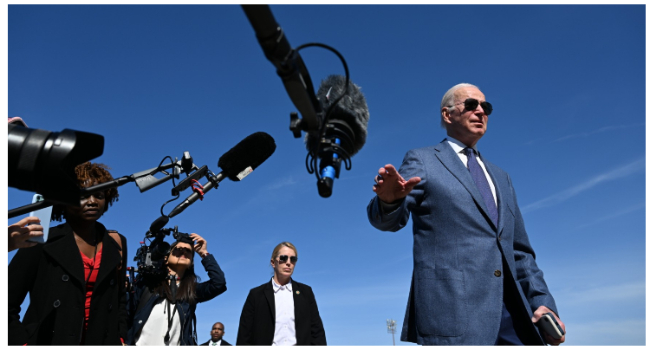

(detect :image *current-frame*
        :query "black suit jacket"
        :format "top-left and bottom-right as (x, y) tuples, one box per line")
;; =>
(8, 222), (128, 345)
(236, 279), (326, 345)
(200, 339), (232, 346)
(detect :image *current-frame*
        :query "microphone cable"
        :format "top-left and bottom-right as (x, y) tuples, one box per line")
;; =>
(294, 42), (353, 183)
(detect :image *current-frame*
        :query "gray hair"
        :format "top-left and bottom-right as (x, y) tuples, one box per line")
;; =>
(439, 83), (479, 129)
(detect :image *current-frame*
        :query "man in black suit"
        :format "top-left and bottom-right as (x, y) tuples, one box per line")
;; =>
(200, 322), (231, 346)
(236, 242), (326, 345)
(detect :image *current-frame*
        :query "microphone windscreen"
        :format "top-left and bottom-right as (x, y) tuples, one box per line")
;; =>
(307, 75), (369, 156)
(218, 132), (276, 181)
(149, 215), (169, 233)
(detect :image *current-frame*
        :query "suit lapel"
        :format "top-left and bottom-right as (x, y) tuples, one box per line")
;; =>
(434, 141), (497, 231)
(483, 161), (505, 236)
(292, 280), (305, 339)
(264, 281), (276, 322)
(95, 225), (121, 287)
(42, 223), (85, 285)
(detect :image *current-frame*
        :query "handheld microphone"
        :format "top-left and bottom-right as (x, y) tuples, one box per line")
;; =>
(305, 75), (369, 197)
(165, 132), (276, 218)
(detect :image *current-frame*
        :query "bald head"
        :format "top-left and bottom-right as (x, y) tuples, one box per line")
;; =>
(210, 322), (225, 342)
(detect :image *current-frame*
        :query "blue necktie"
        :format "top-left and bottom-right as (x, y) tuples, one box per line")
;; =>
(465, 147), (498, 226)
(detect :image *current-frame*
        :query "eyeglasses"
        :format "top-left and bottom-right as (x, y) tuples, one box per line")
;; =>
(449, 98), (493, 116)
(277, 255), (298, 264)
(172, 247), (193, 257)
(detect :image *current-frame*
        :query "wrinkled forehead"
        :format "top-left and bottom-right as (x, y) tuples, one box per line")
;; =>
(454, 87), (486, 103)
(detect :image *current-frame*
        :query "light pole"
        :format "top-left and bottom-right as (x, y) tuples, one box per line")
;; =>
(386, 319), (397, 346)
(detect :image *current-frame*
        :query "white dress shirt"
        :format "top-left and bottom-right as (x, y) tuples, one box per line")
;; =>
(208, 339), (222, 346)
(271, 278), (296, 346)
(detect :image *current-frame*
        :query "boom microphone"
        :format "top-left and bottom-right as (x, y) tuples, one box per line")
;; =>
(305, 75), (370, 197)
(166, 132), (276, 218)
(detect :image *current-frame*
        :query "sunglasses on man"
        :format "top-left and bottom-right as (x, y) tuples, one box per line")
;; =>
(277, 255), (298, 264)
(449, 98), (493, 116)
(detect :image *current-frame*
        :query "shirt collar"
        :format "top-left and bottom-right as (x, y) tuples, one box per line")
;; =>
(271, 278), (292, 293)
(446, 136), (480, 156)
(211, 339), (221, 346)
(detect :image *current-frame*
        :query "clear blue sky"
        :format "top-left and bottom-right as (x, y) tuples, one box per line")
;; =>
(7, 4), (645, 346)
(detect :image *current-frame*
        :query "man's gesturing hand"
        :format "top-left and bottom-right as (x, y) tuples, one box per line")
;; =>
(372, 164), (421, 204)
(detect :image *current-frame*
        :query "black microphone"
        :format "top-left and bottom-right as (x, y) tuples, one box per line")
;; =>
(242, 5), (321, 131)
(166, 132), (276, 218)
(305, 75), (370, 197)
(148, 215), (170, 235)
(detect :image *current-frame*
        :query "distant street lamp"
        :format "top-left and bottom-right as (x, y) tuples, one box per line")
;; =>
(386, 319), (397, 346)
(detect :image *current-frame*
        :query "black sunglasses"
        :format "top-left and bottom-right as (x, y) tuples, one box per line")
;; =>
(172, 247), (193, 257)
(450, 98), (493, 116)
(277, 255), (298, 264)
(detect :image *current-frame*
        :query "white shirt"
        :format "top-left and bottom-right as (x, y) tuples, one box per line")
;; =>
(445, 136), (498, 207)
(271, 278), (296, 346)
(135, 298), (181, 346)
(209, 339), (222, 346)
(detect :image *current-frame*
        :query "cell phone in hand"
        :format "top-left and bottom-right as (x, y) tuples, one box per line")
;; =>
(535, 312), (564, 340)
(27, 194), (52, 244)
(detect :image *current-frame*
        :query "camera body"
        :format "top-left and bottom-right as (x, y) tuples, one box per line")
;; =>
(133, 225), (191, 287)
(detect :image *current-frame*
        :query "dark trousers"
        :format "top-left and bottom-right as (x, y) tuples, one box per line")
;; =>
(495, 264), (544, 345)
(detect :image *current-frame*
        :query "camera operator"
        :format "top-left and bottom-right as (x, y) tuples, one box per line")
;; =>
(8, 162), (128, 345)
(127, 233), (227, 345)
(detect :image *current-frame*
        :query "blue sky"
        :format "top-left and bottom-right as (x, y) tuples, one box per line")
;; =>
(6, 4), (645, 346)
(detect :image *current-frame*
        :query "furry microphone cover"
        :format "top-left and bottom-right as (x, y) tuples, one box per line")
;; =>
(305, 75), (370, 157)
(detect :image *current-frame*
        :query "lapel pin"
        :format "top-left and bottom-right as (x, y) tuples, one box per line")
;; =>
(296, 290), (300, 295)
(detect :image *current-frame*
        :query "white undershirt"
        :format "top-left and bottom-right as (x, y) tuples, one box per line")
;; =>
(135, 298), (181, 346)
(271, 278), (296, 346)
(446, 136), (498, 207)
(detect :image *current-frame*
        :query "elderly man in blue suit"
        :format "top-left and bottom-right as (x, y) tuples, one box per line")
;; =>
(367, 83), (566, 345)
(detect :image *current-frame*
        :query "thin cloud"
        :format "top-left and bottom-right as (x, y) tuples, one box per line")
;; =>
(522, 158), (645, 213)
(559, 281), (645, 305)
(551, 123), (644, 143)
(576, 202), (645, 229)
(265, 176), (298, 190)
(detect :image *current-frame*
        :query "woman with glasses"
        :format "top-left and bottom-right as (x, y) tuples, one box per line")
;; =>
(126, 233), (227, 345)
(8, 162), (127, 345)
(236, 242), (326, 345)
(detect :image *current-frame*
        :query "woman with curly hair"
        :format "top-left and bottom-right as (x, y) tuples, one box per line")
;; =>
(8, 162), (128, 345)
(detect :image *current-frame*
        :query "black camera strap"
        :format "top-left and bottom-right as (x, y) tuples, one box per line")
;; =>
(164, 275), (178, 344)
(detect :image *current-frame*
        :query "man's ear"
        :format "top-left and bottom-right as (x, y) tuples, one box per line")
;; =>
(441, 107), (452, 124)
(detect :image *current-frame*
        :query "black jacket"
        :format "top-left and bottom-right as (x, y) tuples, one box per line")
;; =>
(200, 338), (232, 345)
(236, 279), (326, 345)
(126, 253), (227, 345)
(8, 222), (128, 345)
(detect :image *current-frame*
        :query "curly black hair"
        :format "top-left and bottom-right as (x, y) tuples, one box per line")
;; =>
(51, 162), (119, 222)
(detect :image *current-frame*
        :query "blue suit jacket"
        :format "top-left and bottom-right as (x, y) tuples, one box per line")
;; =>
(367, 140), (558, 345)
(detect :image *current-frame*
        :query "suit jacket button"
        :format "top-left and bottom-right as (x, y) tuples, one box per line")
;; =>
(53, 300), (61, 308)
(62, 274), (69, 282)
(494, 270), (502, 277)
